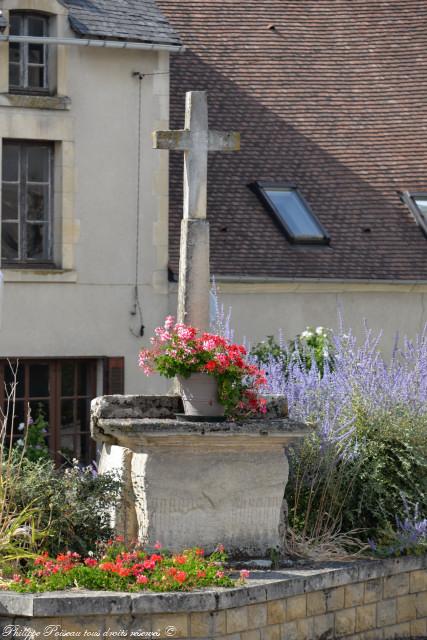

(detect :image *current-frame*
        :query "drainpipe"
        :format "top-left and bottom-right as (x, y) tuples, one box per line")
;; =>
(0, 34), (185, 53)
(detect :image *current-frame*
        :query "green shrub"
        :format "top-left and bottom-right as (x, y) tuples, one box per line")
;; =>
(8, 458), (122, 557)
(340, 404), (427, 535)
(286, 402), (427, 549)
(252, 326), (334, 376)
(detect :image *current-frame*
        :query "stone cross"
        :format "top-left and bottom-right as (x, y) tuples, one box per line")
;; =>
(153, 91), (240, 330)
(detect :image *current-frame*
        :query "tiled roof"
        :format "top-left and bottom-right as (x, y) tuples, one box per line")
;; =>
(62, 0), (181, 47)
(157, 0), (427, 280)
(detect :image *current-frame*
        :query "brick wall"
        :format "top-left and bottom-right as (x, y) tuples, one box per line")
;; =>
(1, 557), (427, 639)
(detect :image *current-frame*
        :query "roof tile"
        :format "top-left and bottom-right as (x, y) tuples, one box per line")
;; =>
(158, 0), (427, 280)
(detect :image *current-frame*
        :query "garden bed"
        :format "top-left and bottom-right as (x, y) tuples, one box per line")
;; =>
(1, 555), (426, 639)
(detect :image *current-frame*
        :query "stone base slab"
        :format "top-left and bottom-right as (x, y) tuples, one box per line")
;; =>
(91, 395), (308, 556)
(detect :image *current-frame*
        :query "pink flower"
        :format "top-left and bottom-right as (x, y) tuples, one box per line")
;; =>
(84, 558), (98, 567)
(216, 353), (230, 368)
(136, 574), (149, 584)
(154, 327), (172, 342)
(215, 570), (225, 579)
(202, 338), (217, 351)
(164, 316), (175, 330)
(154, 540), (162, 550)
(240, 569), (250, 580)
(175, 324), (197, 341)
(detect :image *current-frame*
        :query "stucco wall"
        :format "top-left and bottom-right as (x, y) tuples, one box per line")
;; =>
(196, 281), (427, 354)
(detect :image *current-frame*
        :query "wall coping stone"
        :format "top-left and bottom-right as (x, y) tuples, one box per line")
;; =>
(1, 555), (425, 618)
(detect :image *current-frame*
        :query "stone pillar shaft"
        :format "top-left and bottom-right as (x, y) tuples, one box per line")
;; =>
(177, 218), (210, 330)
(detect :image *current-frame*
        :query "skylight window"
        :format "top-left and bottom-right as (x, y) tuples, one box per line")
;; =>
(401, 192), (427, 237)
(250, 182), (329, 244)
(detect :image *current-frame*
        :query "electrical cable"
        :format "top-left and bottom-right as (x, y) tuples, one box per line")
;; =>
(130, 72), (145, 338)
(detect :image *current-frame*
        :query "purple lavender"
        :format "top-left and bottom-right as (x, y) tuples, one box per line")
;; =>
(373, 499), (427, 556)
(256, 322), (427, 454)
(210, 277), (234, 341)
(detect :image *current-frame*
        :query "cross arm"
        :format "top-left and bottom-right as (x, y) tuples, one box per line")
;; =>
(153, 130), (191, 150)
(208, 130), (240, 152)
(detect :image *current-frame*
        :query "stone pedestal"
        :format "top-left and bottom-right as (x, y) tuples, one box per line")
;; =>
(91, 395), (308, 557)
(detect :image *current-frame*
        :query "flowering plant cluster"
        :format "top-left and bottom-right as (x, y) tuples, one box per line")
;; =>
(139, 316), (267, 416)
(369, 500), (427, 558)
(5, 539), (250, 593)
(251, 326), (333, 378)
(15, 405), (50, 462)
(255, 319), (427, 548)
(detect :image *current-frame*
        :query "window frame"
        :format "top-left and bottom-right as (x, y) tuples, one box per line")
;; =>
(249, 181), (330, 245)
(9, 11), (50, 95)
(401, 191), (427, 238)
(0, 358), (98, 466)
(2, 139), (55, 268)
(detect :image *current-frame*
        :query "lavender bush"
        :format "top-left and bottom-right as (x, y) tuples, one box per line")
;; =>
(371, 499), (427, 557)
(255, 322), (427, 549)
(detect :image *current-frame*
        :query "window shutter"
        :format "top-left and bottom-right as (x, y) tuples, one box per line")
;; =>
(104, 357), (125, 395)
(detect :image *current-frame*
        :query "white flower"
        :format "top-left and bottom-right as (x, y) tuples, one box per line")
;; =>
(16, 438), (24, 447)
(301, 330), (313, 339)
(17, 422), (25, 432)
(315, 326), (324, 335)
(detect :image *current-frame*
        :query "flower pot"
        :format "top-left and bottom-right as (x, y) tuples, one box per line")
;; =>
(177, 373), (225, 417)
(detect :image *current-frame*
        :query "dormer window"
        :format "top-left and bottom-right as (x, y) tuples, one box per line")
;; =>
(401, 192), (427, 237)
(250, 182), (330, 244)
(413, 196), (427, 219)
(9, 13), (49, 93)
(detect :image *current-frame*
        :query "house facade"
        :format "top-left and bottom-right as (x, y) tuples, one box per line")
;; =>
(158, 0), (427, 351)
(0, 0), (181, 463)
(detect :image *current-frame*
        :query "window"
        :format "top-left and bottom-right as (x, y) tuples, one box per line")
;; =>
(9, 12), (49, 93)
(0, 358), (123, 465)
(2, 140), (54, 266)
(250, 182), (330, 244)
(401, 192), (427, 237)
(0, 359), (97, 465)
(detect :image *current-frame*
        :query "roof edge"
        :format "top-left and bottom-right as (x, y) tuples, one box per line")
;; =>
(58, 0), (182, 48)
